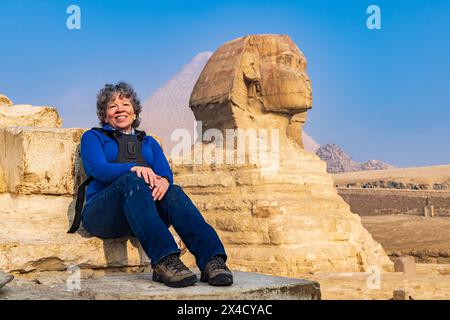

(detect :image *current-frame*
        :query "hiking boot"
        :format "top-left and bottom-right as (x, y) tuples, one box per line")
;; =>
(201, 255), (233, 286)
(152, 254), (197, 288)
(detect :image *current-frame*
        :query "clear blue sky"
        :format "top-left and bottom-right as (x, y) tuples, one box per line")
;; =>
(1, 0), (449, 167)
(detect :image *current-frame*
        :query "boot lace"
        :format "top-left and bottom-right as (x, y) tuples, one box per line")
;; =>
(208, 256), (227, 271)
(165, 254), (189, 273)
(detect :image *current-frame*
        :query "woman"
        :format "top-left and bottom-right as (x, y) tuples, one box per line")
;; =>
(78, 82), (232, 288)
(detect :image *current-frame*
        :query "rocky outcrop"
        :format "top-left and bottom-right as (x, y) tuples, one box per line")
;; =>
(0, 94), (13, 106)
(360, 159), (395, 171)
(316, 143), (394, 173)
(174, 34), (392, 276)
(316, 144), (360, 173)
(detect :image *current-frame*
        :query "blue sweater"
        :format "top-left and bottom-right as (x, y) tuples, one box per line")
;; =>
(81, 124), (173, 203)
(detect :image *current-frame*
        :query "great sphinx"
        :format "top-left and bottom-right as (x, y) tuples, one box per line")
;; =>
(190, 34), (311, 149)
(173, 34), (393, 275)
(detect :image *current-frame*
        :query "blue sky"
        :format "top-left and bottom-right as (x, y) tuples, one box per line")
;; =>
(1, 0), (449, 167)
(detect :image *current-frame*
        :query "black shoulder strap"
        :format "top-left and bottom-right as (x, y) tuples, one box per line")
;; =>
(91, 127), (147, 140)
(91, 127), (115, 139)
(67, 176), (93, 233)
(135, 129), (147, 141)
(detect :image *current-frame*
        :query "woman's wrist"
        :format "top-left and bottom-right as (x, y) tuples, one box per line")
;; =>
(161, 176), (170, 184)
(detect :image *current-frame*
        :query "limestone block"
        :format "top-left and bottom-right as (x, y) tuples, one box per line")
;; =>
(394, 256), (416, 276)
(0, 94), (13, 106)
(0, 166), (6, 193)
(393, 289), (410, 300)
(0, 127), (85, 195)
(0, 193), (150, 273)
(0, 270), (14, 289)
(3, 271), (321, 300)
(0, 104), (62, 128)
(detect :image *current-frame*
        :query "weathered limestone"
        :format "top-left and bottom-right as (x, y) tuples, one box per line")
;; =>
(0, 104), (62, 128)
(393, 256), (416, 276)
(0, 193), (150, 273)
(176, 35), (393, 276)
(1, 271), (321, 300)
(392, 289), (411, 300)
(0, 270), (14, 290)
(0, 95), (13, 106)
(0, 127), (85, 195)
(190, 34), (312, 149)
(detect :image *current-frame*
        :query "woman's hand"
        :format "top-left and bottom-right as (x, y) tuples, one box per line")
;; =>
(152, 176), (170, 201)
(130, 166), (158, 188)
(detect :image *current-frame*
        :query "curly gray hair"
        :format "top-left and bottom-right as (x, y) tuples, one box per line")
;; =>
(96, 81), (142, 128)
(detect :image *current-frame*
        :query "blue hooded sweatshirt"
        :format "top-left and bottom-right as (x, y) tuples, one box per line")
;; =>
(80, 124), (173, 204)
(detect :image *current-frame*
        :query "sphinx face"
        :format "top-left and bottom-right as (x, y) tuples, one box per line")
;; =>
(258, 45), (312, 114)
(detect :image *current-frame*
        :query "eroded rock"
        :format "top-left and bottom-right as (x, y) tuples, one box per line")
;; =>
(0, 270), (14, 289)
(0, 94), (13, 106)
(0, 104), (62, 128)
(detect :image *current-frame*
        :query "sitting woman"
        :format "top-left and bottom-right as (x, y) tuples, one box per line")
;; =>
(76, 82), (232, 288)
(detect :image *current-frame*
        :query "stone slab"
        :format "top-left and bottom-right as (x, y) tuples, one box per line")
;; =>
(0, 271), (321, 300)
(393, 256), (416, 276)
(0, 271), (14, 289)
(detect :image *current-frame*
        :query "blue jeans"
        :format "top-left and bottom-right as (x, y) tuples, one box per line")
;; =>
(81, 172), (227, 270)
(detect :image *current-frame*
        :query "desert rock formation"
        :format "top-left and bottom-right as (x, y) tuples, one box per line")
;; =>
(317, 143), (394, 173)
(173, 34), (392, 275)
(0, 94), (13, 106)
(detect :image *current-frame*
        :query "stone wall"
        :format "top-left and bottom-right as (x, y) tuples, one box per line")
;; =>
(338, 188), (450, 217)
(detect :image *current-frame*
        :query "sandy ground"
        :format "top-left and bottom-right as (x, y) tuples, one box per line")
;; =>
(301, 214), (450, 299)
(333, 164), (450, 186)
(306, 264), (450, 300)
(361, 215), (450, 263)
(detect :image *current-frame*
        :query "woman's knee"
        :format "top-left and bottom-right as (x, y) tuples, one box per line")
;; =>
(165, 184), (184, 198)
(118, 172), (148, 189)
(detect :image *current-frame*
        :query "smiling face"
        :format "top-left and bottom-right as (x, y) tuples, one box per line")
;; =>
(104, 93), (136, 133)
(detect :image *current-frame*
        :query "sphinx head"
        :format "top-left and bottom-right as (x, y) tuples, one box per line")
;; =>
(242, 35), (312, 113)
(190, 34), (312, 147)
